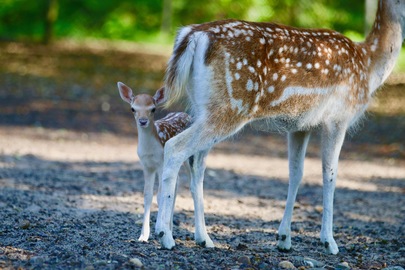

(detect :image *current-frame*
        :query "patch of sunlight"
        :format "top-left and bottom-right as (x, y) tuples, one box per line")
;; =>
(0, 178), (32, 191)
(346, 212), (396, 225)
(57, 38), (172, 57)
(76, 194), (145, 213)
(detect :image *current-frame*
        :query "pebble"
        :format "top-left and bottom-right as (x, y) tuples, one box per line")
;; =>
(19, 220), (30, 229)
(303, 257), (324, 268)
(237, 255), (251, 265)
(336, 262), (350, 269)
(135, 219), (143, 225)
(382, 267), (405, 270)
(94, 260), (107, 266)
(279, 260), (296, 269)
(129, 258), (143, 267)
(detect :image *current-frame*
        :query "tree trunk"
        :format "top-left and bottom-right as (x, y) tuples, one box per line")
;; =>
(43, 0), (59, 45)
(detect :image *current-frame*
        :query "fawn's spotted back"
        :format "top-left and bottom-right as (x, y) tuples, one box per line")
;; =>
(155, 112), (191, 145)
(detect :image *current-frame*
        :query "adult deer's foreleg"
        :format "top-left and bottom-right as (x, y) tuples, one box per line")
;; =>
(155, 121), (216, 249)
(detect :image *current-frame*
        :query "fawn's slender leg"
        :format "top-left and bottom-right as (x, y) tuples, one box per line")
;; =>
(189, 150), (214, 247)
(320, 122), (347, 255)
(139, 169), (156, 242)
(277, 131), (311, 251)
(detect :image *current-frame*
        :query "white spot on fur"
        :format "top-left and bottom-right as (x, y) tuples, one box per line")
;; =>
(246, 79), (254, 91)
(254, 82), (259, 91)
(268, 86), (275, 93)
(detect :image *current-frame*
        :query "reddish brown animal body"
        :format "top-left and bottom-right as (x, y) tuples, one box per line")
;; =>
(156, 0), (405, 254)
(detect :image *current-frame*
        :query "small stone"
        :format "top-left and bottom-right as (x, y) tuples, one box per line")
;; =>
(303, 257), (324, 268)
(135, 219), (143, 225)
(94, 260), (107, 266)
(314, 205), (323, 213)
(238, 255), (251, 265)
(336, 262), (350, 269)
(129, 258), (143, 267)
(19, 220), (30, 229)
(382, 267), (405, 270)
(279, 260), (296, 269)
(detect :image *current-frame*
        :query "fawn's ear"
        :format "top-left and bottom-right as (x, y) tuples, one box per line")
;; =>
(153, 87), (166, 105)
(117, 82), (134, 104)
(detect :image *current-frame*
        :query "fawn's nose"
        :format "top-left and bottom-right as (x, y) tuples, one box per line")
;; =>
(138, 119), (149, 127)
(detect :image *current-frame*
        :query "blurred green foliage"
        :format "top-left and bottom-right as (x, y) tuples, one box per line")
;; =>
(0, 0), (367, 44)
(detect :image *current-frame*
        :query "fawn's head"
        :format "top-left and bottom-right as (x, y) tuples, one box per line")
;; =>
(117, 82), (165, 128)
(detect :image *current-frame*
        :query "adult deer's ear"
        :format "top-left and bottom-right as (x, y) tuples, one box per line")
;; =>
(153, 87), (166, 105)
(117, 82), (134, 104)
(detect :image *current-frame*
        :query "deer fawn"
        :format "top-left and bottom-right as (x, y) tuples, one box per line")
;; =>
(117, 82), (192, 242)
(155, 0), (405, 254)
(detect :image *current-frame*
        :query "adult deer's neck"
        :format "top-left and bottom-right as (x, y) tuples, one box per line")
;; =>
(363, 0), (405, 93)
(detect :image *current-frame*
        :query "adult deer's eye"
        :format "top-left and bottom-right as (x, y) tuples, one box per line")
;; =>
(151, 108), (156, 113)
(131, 108), (135, 112)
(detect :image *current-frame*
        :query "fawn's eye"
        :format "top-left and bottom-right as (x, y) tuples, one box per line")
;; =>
(131, 108), (135, 112)
(151, 108), (156, 113)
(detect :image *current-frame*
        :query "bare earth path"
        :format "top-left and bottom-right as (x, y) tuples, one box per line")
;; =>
(1, 125), (404, 269)
(0, 41), (404, 269)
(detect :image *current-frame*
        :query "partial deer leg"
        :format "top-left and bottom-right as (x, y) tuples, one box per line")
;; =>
(139, 169), (156, 242)
(155, 121), (218, 249)
(277, 131), (311, 251)
(189, 149), (214, 247)
(320, 122), (347, 255)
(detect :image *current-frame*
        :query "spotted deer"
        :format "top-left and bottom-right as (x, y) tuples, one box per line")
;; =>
(117, 82), (192, 242)
(155, 0), (405, 254)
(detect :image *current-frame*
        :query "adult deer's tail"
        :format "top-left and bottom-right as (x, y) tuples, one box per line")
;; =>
(164, 27), (204, 109)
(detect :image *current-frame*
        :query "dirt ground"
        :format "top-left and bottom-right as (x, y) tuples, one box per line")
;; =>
(0, 41), (405, 269)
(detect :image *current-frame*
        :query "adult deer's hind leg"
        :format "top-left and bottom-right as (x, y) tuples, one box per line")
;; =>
(188, 149), (214, 247)
(319, 122), (347, 255)
(277, 131), (311, 251)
